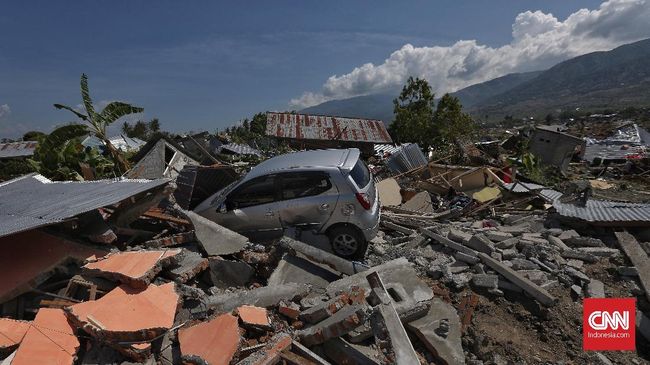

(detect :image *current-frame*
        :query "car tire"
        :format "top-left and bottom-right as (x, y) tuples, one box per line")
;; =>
(328, 226), (368, 260)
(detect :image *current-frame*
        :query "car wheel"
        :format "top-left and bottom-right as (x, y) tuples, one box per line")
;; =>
(328, 226), (368, 260)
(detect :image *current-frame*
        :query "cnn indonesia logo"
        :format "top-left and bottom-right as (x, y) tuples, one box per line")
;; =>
(583, 298), (636, 351)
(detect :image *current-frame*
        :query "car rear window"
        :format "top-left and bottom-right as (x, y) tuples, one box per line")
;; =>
(350, 160), (370, 188)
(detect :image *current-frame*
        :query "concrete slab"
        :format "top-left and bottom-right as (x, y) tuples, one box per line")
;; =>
(209, 258), (254, 289)
(207, 283), (310, 313)
(447, 229), (471, 244)
(279, 236), (367, 276)
(321, 338), (381, 365)
(407, 298), (465, 365)
(268, 254), (339, 291)
(479, 253), (556, 306)
(466, 234), (495, 254)
(576, 247), (620, 257)
(237, 305), (270, 327)
(163, 249), (209, 283)
(83, 249), (180, 288)
(184, 210), (248, 256)
(586, 279), (606, 298)
(326, 258), (433, 316)
(615, 232), (650, 302)
(297, 304), (367, 346)
(237, 333), (292, 365)
(12, 308), (79, 365)
(66, 282), (179, 342)
(376, 178), (401, 206)
(422, 229), (478, 257)
(548, 236), (570, 251)
(178, 313), (240, 365)
(400, 191), (434, 213)
(0, 318), (30, 352)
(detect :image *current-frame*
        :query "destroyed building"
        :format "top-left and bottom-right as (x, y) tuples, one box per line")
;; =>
(127, 137), (201, 180)
(529, 125), (586, 172)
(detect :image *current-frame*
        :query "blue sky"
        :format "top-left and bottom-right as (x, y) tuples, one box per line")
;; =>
(0, 0), (641, 137)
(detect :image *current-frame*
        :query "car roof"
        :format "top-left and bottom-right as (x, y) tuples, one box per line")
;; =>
(245, 148), (360, 179)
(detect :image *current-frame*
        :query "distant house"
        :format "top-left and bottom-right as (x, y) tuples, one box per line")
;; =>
(126, 137), (200, 180)
(265, 112), (392, 154)
(529, 126), (585, 172)
(0, 141), (38, 161)
(81, 135), (146, 152)
(583, 122), (649, 163)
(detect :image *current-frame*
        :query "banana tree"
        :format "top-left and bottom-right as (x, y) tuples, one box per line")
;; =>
(54, 74), (143, 174)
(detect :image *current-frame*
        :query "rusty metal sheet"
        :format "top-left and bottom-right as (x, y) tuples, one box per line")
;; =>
(0, 141), (38, 159)
(266, 112), (392, 144)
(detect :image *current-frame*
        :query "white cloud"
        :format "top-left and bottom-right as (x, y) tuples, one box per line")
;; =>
(290, 0), (650, 108)
(0, 104), (10, 119)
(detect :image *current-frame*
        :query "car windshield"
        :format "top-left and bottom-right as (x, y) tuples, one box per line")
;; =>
(350, 159), (370, 188)
(210, 177), (244, 205)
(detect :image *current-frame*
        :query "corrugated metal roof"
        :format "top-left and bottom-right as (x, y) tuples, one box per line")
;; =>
(0, 174), (169, 238)
(266, 112), (392, 144)
(0, 141), (38, 159)
(502, 181), (650, 225)
(219, 143), (262, 156)
(385, 144), (428, 174)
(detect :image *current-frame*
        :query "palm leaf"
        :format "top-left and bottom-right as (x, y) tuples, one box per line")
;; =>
(80, 74), (96, 118)
(53, 104), (88, 121)
(39, 124), (88, 154)
(99, 101), (144, 125)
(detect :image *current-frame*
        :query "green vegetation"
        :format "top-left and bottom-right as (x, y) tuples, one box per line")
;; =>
(389, 77), (475, 150)
(54, 74), (143, 174)
(121, 118), (161, 141)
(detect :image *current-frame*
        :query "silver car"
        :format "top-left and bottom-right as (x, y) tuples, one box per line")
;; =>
(193, 148), (379, 259)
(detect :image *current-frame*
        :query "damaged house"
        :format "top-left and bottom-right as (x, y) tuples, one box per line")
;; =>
(529, 125), (585, 172)
(127, 137), (200, 180)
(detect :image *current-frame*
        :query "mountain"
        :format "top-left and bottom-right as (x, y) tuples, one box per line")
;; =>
(300, 71), (542, 123)
(300, 93), (395, 123)
(471, 38), (650, 119)
(301, 38), (650, 122)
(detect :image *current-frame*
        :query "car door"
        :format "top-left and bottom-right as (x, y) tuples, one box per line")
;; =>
(276, 171), (339, 232)
(219, 174), (283, 241)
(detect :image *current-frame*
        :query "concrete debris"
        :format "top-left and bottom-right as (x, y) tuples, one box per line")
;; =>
(237, 333), (292, 365)
(0, 318), (30, 352)
(615, 231), (650, 302)
(183, 210), (249, 256)
(163, 249), (209, 283)
(237, 305), (271, 328)
(407, 298), (465, 365)
(207, 283), (311, 313)
(279, 236), (368, 276)
(209, 257), (255, 289)
(66, 282), (179, 343)
(376, 178), (401, 206)
(586, 279), (606, 298)
(11, 308), (79, 365)
(178, 313), (240, 365)
(466, 234), (495, 254)
(297, 304), (367, 346)
(83, 249), (181, 288)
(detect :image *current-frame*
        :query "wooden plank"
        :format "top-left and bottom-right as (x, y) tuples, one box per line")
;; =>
(615, 231), (650, 302)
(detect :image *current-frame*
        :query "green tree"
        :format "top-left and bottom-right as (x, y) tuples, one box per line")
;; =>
(389, 77), (436, 148)
(434, 93), (474, 143)
(54, 74), (143, 174)
(23, 131), (46, 141)
(250, 112), (267, 135)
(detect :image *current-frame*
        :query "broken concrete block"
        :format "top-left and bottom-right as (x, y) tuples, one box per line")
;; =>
(586, 279), (606, 298)
(179, 313), (240, 365)
(518, 270), (548, 285)
(12, 308), (79, 365)
(616, 232), (650, 303)
(207, 283), (310, 313)
(0, 318), (30, 352)
(558, 229), (580, 241)
(495, 237), (518, 249)
(423, 229), (479, 257)
(547, 235), (570, 251)
(236, 333), (292, 365)
(447, 229), (472, 244)
(279, 236), (369, 276)
(497, 224), (529, 235)
(561, 249), (599, 263)
(564, 266), (591, 284)
(326, 258), (433, 317)
(209, 258), (254, 289)
(566, 236), (605, 248)
(510, 258), (540, 271)
(401, 191), (434, 213)
(278, 301), (301, 320)
(297, 305), (367, 346)
(454, 251), (480, 264)
(184, 210), (248, 256)
(237, 305), (270, 328)
(83, 249), (181, 288)
(407, 298), (465, 365)
(498, 279), (523, 293)
(571, 285), (583, 299)
(567, 259), (584, 269)
(472, 274), (499, 289)
(163, 250), (209, 283)
(376, 178), (401, 206)
(321, 338), (382, 365)
(485, 231), (513, 242)
(66, 282), (179, 343)
(500, 248), (518, 260)
(618, 266), (638, 277)
(479, 253), (556, 306)
(576, 247), (620, 257)
(466, 234), (495, 255)
(300, 287), (365, 324)
(268, 254), (340, 290)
